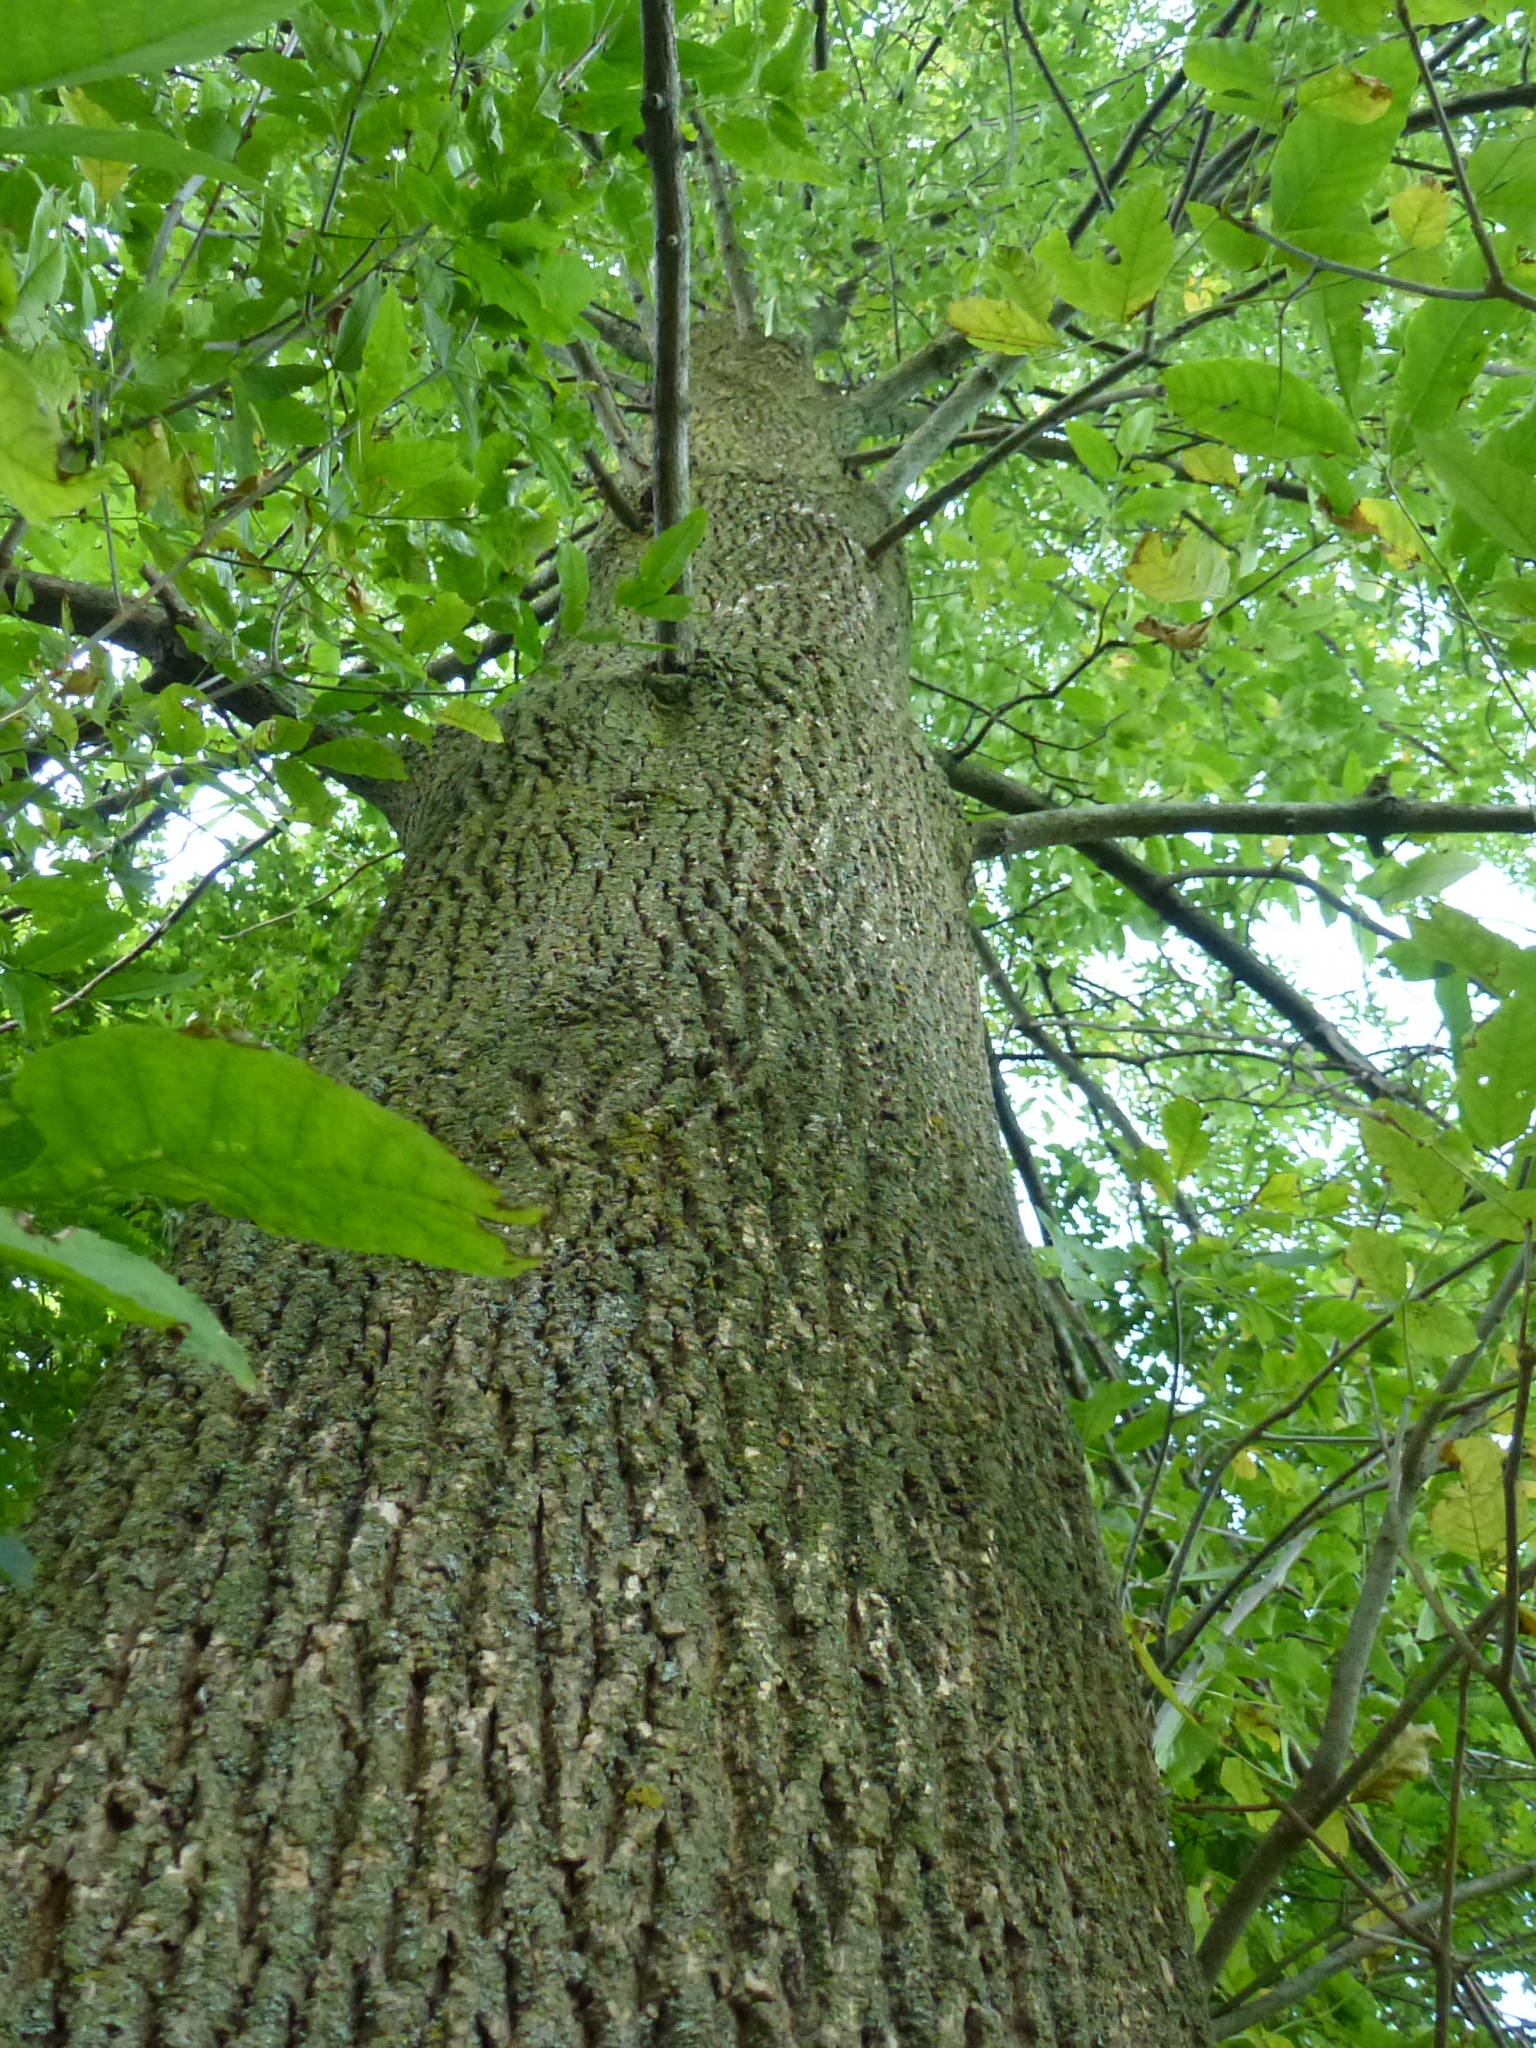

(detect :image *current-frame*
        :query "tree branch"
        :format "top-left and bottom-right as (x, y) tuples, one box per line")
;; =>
(971, 796), (1536, 860)
(639, 0), (692, 670)
(583, 304), (653, 362)
(564, 338), (648, 491)
(581, 446), (648, 530)
(972, 924), (1201, 1233)
(845, 331), (977, 435)
(873, 353), (1030, 507)
(1211, 1861), (1536, 2040)
(692, 105), (759, 336)
(944, 755), (1404, 1100)
(1010, 0), (1112, 212)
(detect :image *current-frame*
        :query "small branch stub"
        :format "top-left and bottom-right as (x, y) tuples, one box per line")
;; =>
(640, 0), (692, 672)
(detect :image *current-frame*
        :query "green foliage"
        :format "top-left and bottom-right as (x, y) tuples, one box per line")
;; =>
(0, 0), (1534, 2032)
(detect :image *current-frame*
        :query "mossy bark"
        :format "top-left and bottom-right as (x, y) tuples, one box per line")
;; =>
(0, 330), (1207, 2046)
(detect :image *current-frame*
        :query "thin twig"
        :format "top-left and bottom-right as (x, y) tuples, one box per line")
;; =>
(640, 0), (692, 670)
(565, 339), (648, 490)
(581, 447), (647, 530)
(692, 105), (758, 336)
(1009, 0), (1112, 212)
(946, 755), (1405, 1101)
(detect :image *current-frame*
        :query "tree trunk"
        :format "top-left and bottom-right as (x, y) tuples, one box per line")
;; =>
(0, 329), (1207, 2047)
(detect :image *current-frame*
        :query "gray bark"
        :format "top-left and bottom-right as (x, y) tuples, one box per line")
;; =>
(0, 326), (1207, 2047)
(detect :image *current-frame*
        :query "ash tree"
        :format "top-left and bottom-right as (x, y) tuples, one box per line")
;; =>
(0, 0), (1535, 2041)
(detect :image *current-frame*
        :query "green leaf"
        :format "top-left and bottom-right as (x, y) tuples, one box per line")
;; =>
(1115, 1400), (1172, 1454)
(1036, 184), (1175, 324)
(303, 737), (409, 782)
(617, 507), (709, 612)
(1396, 904), (1530, 994)
(12, 908), (130, 976)
(0, 0), (286, 93)
(0, 1026), (541, 1279)
(356, 285), (411, 423)
(711, 112), (829, 184)
(0, 126), (259, 193)
(0, 1207), (252, 1387)
(1458, 983), (1536, 1147)
(1161, 1097), (1210, 1179)
(1064, 418), (1119, 480)
(1269, 44), (1413, 232)
(1066, 1381), (1132, 1445)
(0, 1535), (35, 1589)
(1342, 1226), (1407, 1302)
(1403, 1298), (1478, 1357)
(433, 698), (503, 743)
(1359, 1104), (1467, 1219)
(557, 538), (589, 637)
(1162, 358), (1359, 460)
(0, 352), (109, 525)
(1363, 848), (1480, 912)
(1460, 1187), (1536, 1240)
(1183, 38), (1277, 124)
(1420, 430), (1536, 558)
(400, 592), (473, 655)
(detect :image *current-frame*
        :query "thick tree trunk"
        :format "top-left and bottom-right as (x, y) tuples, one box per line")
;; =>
(0, 330), (1207, 2046)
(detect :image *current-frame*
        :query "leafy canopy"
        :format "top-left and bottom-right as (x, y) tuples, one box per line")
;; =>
(1, 0), (1536, 2036)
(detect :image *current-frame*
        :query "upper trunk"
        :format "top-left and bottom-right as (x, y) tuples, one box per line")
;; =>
(0, 328), (1207, 2047)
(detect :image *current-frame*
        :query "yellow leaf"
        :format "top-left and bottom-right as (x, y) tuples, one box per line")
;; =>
(1233, 1449), (1259, 1479)
(0, 353), (106, 524)
(1220, 1754), (1276, 1831)
(1390, 178), (1451, 249)
(109, 420), (174, 512)
(1255, 1170), (1304, 1213)
(59, 88), (133, 204)
(1125, 1615), (1202, 1724)
(1351, 1724), (1439, 1804)
(1234, 1702), (1282, 1750)
(1353, 497), (1423, 567)
(1312, 1808), (1351, 1861)
(945, 297), (1058, 354)
(434, 698), (504, 744)
(1298, 67), (1395, 123)
(1181, 443), (1241, 487)
(1430, 1435), (1529, 1568)
(1125, 529), (1230, 604)
(988, 245), (1055, 321)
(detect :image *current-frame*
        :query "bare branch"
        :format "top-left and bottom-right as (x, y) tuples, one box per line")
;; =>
(873, 353), (1030, 508)
(564, 338), (647, 491)
(581, 446), (648, 531)
(972, 795), (1536, 860)
(1177, 865), (1406, 943)
(1211, 1861), (1536, 2040)
(583, 304), (653, 362)
(945, 755), (1404, 1101)
(640, 0), (692, 671)
(692, 105), (759, 336)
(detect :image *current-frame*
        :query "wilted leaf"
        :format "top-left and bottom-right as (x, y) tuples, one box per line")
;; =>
(1351, 1725), (1439, 1803)
(1136, 616), (1211, 651)
(0, 354), (108, 524)
(1429, 1437), (1525, 1567)
(1125, 530), (1230, 604)
(1351, 498), (1423, 566)
(0, 1207), (252, 1386)
(1181, 443), (1240, 487)
(946, 298), (1057, 355)
(1389, 178), (1451, 248)
(0, 1026), (540, 1278)
(1297, 68), (1394, 123)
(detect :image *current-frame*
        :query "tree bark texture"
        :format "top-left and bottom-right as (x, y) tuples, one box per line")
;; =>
(0, 328), (1208, 2047)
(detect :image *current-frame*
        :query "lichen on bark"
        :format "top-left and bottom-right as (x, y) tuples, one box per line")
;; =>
(0, 327), (1208, 2046)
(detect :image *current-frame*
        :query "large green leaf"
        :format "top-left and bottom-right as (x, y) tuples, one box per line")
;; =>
(0, 1208), (252, 1387)
(1458, 984), (1536, 1147)
(1390, 290), (1512, 453)
(0, 1027), (540, 1278)
(0, 127), (259, 192)
(1268, 44), (1413, 232)
(1419, 431), (1536, 558)
(1036, 184), (1176, 323)
(0, 0), (285, 94)
(1162, 358), (1358, 458)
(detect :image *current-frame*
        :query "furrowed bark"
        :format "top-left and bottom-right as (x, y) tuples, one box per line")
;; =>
(0, 325), (1208, 2048)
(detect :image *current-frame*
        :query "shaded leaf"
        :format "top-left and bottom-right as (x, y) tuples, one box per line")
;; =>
(1162, 358), (1359, 459)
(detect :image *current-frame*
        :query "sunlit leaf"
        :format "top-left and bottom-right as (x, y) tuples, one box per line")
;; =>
(0, 0), (286, 93)
(946, 298), (1057, 355)
(1162, 358), (1359, 459)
